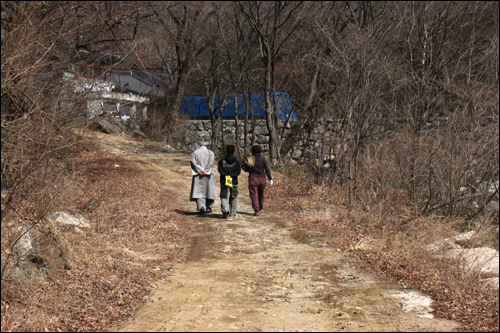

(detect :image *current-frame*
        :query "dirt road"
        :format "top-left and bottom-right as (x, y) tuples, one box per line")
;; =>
(83, 131), (459, 332)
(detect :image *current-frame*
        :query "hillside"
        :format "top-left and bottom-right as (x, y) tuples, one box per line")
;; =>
(2, 130), (497, 332)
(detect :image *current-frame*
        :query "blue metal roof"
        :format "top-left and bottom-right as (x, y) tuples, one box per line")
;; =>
(180, 93), (296, 120)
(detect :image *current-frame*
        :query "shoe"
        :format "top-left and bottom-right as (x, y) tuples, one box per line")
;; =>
(206, 207), (212, 213)
(198, 209), (206, 215)
(254, 210), (261, 216)
(221, 210), (229, 218)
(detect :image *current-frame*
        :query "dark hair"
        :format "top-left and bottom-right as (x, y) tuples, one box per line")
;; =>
(251, 145), (262, 154)
(226, 145), (235, 155)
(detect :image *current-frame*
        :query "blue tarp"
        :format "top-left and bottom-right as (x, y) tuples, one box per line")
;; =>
(179, 93), (297, 120)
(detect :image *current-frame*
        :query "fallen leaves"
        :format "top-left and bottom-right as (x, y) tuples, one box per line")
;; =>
(1, 144), (191, 332)
(266, 174), (499, 333)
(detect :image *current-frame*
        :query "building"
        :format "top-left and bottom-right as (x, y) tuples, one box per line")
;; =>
(107, 68), (170, 98)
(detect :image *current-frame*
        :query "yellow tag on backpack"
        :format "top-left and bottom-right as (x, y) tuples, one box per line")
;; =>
(225, 175), (233, 188)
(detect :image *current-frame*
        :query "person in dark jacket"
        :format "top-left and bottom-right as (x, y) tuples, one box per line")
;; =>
(218, 145), (242, 218)
(242, 145), (273, 216)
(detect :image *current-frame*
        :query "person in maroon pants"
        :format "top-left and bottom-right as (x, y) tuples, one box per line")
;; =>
(242, 145), (274, 216)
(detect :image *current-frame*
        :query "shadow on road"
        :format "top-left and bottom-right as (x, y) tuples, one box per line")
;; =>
(172, 209), (226, 218)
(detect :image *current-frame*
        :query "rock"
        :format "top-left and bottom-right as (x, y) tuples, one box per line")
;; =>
(131, 128), (147, 139)
(1, 217), (72, 287)
(197, 130), (210, 141)
(28, 227), (70, 271)
(5, 257), (49, 286)
(482, 277), (499, 289)
(223, 133), (235, 143)
(12, 224), (34, 256)
(427, 230), (476, 251)
(50, 211), (90, 232)
(97, 118), (122, 134)
(256, 134), (269, 144)
(291, 150), (302, 159)
(446, 247), (499, 275)
(90, 115), (148, 139)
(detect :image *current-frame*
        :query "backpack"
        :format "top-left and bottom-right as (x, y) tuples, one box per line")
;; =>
(243, 155), (255, 170)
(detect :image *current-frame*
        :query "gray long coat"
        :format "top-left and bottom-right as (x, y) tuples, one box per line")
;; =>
(189, 145), (217, 201)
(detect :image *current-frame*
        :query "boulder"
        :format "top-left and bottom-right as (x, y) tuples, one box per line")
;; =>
(1, 212), (88, 286)
(427, 230), (476, 252)
(446, 247), (499, 276)
(50, 211), (90, 233)
(427, 230), (499, 289)
(89, 115), (147, 139)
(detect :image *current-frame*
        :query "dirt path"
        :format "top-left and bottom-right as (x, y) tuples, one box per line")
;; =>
(83, 131), (460, 332)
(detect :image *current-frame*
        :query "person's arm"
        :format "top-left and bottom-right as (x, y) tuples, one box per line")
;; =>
(218, 159), (228, 176)
(204, 150), (215, 175)
(191, 152), (204, 175)
(264, 159), (273, 182)
(229, 160), (241, 178)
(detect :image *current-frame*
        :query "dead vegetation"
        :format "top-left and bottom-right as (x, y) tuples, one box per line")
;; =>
(1, 141), (190, 332)
(266, 164), (499, 332)
(1, 2), (497, 331)
(0, 130), (497, 332)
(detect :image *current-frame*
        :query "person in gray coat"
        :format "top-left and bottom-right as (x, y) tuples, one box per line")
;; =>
(189, 140), (217, 214)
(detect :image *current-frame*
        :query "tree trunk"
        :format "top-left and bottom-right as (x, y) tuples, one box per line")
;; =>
(264, 53), (278, 162)
(161, 66), (187, 142)
(241, 84), (251, 157)
(232, 93), (240, 156)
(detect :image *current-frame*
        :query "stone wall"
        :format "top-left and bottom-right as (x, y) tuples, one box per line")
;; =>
(183, 119), (292, 155)
(181, 119), (338, 165)
(180, 113), (449, 166)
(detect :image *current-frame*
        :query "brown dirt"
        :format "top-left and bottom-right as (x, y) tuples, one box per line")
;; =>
(80, 130), (460, 332)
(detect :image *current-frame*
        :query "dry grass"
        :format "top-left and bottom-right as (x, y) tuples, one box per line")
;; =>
(1, 143), (191, 332)
(266, 168), (499, 332)
(1, 137), (497, 331)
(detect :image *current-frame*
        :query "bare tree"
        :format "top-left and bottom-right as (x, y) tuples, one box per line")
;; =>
(196, 43), (227, 148)
(382, 1), (499, 214)
(306, 2), (394, 204)
(215, 2), (263, 157)
(276, 2), (350, 170)
(238, 1), (310, 162)
(1, 1), (146, 281)
(145, 1), (215, 142)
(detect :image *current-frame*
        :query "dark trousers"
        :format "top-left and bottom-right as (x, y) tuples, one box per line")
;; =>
(248, 176), (266, 211)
